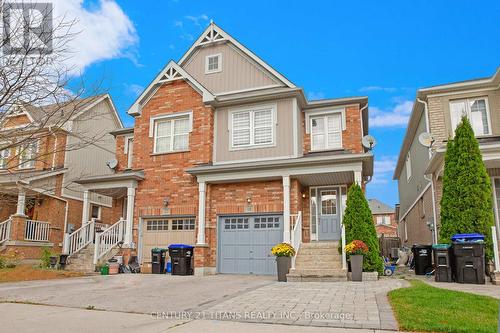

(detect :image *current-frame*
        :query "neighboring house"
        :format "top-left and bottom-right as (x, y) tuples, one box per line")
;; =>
(368, 198), (397, 237)
(394, 68), (500, 248)
(76, 22), (374, 277)
(0, 94), (123, 259)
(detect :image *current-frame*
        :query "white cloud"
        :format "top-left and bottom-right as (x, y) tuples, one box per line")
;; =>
(307, 91), (325, 100)
(369, 100), (413, 128)
(185, 14), (209, 26)
(51, 0), (138, 75)
(371, 156), (398, 185)
(124, 83), (144, 98)
(359, 86), (397, 93)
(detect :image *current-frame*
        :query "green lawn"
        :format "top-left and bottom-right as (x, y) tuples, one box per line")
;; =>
(388, 280), (499, 333)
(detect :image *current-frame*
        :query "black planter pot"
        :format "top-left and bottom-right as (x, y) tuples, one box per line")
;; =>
(350, 255), (363, 282)
(276, 256), (291, 282)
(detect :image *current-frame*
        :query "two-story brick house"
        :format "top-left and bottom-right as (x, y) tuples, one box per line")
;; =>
(77, 22), (373, 278)
(0, 94), (123, 259)
(368, 199), (397, 237)
(394, 68), (500, 252)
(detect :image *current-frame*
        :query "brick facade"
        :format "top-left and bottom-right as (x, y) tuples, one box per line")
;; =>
(372, 213), (397, 237)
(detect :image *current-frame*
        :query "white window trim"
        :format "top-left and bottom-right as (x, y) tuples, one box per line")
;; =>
(125, 136), (134, 169)
(305, 108), (346, 134)
(123, 135), (134, 154)
(0, 147), (10, 169)
(228, 103), (277, 150)
(449, 96), (492, 137)
(205, 53), (222, 74)
(149, 111), (193, 154)
(405, 152), (412, 182)
(17, 140), (38, 170)
(90, 204), (102, 220)
(309, 114), (343, 151)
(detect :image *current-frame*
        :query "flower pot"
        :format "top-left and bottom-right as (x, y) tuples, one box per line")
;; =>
(276, 256), (291, 282)
(350, 254), (363, 282)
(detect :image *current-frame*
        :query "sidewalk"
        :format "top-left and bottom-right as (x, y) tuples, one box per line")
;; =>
(0, 303), (402, 333)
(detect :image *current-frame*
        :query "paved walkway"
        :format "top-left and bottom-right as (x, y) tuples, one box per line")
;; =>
(423, 280), (500, 298)
(206, 279), (408, 330)
(0, 303), (403, 333)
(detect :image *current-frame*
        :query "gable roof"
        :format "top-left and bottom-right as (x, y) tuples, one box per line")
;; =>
(2, 94), (122, 130)
(368, 198), (394, 214)
(178, 21), (296, 88)
(127, 61), (215, 116)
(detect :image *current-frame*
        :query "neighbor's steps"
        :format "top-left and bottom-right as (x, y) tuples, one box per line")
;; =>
(65, 244), (120, 273)
(287, 241), (347, 282)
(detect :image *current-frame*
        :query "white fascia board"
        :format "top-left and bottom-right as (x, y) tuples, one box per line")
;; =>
(178, 22), (295, 88)
(127, 61), (214, 116)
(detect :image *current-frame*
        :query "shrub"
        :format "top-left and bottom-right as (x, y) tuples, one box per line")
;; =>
(40, 247), (53, 268)
(271, 243), (296, 257)
(439, 117), (494, 260)
(342, 183), (384, 274)
(0, 250), (23, 269)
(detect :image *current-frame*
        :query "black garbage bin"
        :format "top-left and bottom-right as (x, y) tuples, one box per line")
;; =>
(432, 244), (453, 282)
(412, 244), (433, 275)
(168, 244), (194, 276)
(452, 234), (485, 284)
(151, 248), (167, 274)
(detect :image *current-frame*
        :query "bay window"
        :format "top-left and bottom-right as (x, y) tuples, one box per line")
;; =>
(231, 106), (275, 149)
(310, 113), (342, 151)
(450, 97), (491, 136)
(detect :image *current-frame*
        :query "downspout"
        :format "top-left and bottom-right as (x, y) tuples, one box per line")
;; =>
(417, 97), (439, 245)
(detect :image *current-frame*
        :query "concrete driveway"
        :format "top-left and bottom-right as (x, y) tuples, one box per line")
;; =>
(0, 274), (274, 314)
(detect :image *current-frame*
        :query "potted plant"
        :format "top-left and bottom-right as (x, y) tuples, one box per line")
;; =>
(345, 240), (369, 282)
(271, 243), (295, 282)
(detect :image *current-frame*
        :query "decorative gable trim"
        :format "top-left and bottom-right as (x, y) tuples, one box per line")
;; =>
(178, 22), (295, 89)
(127, 61), (215, 116)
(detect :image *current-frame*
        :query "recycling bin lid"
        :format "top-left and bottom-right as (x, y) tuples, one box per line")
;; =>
(168, 244), (194, 249)
(432, 244), (451, 249)
(451, 233), (484, 242)
(152, 247), (168, 252)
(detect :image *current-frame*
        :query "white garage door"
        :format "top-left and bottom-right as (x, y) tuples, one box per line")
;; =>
(141, 218), (196, 264)
(218, 215), (283, 275)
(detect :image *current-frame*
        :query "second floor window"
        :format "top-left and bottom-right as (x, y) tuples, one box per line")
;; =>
(153, 116), (190, 154)
(231, 107), (274, 148)
(310, 113), (342, 151)
(377, 215), (391, 225)
(450, 97), (491, 136)
(18, 141), (37, 169)
(0, 148), (10, 169)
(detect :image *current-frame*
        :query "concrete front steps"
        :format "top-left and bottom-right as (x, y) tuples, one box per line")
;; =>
(65, 245), (120, 273)
(287, 241), (347, 282)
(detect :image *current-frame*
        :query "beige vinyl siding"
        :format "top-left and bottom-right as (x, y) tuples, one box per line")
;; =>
(214, 98), (295, 163)
(397, 112), (431, 217)
(62, 100), (121, 203)
(428, 87), (500, 145)
(182, 42), (282, 94)
(400, 185), (434, 247)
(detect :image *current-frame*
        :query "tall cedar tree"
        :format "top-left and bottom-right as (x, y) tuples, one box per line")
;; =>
(439, 117), (494, 260)
(343, 183), (384, 274)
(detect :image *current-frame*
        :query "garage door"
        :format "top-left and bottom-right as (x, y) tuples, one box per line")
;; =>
(218, 215), (283, 275)
(141, 218), (196, 264)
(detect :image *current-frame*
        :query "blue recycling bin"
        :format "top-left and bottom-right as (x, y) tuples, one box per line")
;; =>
(451, 233), (485, 243)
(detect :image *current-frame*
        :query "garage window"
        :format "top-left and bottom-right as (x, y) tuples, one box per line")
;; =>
(254, 216), (280, 229)
(146, 219), (169, 231)
(171, 218), (195, 230)
(224, 217), (249, 230)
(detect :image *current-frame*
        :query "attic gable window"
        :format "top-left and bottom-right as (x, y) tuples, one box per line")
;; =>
(205, 54), (221, 74)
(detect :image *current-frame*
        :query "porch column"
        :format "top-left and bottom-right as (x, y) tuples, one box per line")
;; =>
(283, 176), (291, 243)
(125, 187), (135, 245)
(16, 188), (26, 216)
(82, 190), (90, 223)
(196, 181), (206, 245)
(354, 171), (362, 185)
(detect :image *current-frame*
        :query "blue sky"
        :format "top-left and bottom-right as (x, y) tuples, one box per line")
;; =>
(65, 0), (500, 207)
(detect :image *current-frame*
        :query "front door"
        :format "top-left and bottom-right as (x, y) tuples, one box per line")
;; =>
(318, 188), (340, 240)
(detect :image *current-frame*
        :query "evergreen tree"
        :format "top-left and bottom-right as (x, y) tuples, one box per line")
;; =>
(343, 183), (384, 274)
(439, 117), (494, 260)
